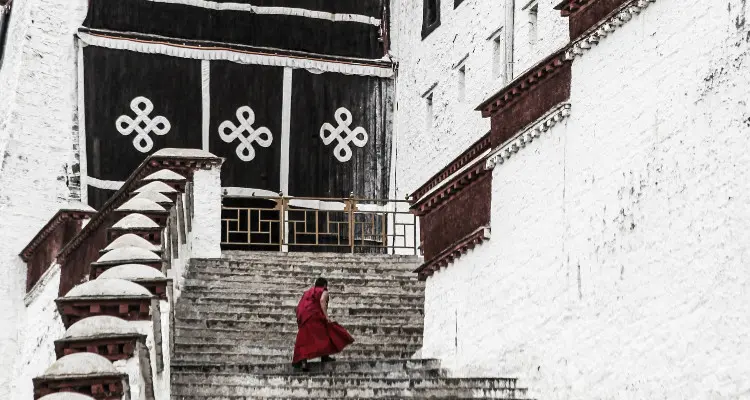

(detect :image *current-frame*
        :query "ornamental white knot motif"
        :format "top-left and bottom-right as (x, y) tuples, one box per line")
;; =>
(320, 107), (368, 163)
(116, 96), (171, 153)
(218, 106), (273, 162)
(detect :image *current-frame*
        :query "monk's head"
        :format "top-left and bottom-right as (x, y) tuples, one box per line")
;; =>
(314, 277), (328, 288)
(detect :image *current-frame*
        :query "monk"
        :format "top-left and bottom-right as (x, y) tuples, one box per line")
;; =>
(292, 278), (354, 371)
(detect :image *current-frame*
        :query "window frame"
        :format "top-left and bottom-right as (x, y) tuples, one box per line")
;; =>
(0, 1), (11, 64)
(421, 0), (441, 40)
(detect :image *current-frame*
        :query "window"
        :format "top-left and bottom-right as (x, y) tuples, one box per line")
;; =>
(527, 2), (538, 47)
(425, 93), (434, 130)
(454, 0), (465, 8)
(422, 0), (441, 39)
(0, 1), (11, 64)
(491, 30), (504, 79)
(457, 66), (466, 102)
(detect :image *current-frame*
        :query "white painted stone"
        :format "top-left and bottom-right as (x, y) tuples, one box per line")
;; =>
(143, 169), (186, 182)
(113, 213), (160, 229)
(64, 316), (139, 339)
(133, 191), (174, 204)
(152, 148), (216, 159)
(61, 202), (97, 213)
(0, 0), (89, 393)
(13, 264), (66, 400)
(390, 0), (568, 199)
(105, 234), (161, 252)
(99, 264), (167, 281)
(65, 278), (152, 298)
(39, 393), (96, 400)
(96, 246), (160, 263)
(419, 2), (750, 399)
(134, 181), (178, 194)
(116, 198), (167, 212)
(40, 352), (118, 378)
(189, 166), (222, 259)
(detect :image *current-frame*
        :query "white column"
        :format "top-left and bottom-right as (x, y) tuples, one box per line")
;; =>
(189, 165), (222, 258)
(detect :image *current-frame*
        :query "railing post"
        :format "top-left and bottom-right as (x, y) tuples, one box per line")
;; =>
(279, 192), (288, 253)
(348, 192), (356, 254)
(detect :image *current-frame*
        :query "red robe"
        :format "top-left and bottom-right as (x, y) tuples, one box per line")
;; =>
(292, 286), (354, 364)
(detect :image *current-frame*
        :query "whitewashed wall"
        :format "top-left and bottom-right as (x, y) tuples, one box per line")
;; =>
(389, 0), (567, 198)
(11, 264), (66, 400)
(420, 0), (750, 398)
(0, 0), (87, 395)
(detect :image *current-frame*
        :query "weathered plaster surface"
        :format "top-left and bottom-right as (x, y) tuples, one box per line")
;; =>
(12, 264), (65, 399)
(420, 1), (750, 398)
(189, 167), (222, 259)
(389, 0), (567, 198)
(0, 0), (87, 394)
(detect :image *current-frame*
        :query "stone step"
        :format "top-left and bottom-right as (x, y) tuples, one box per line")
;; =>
(171, 376), (518, 390)
(173, 341), (421, 357)
(188, 268), (420, 282)
(173, 331), (422, 347)
(173, 348), (419, 364)
(183, 275), (423, 289)
(175, 303), (423, 318)
(216, 251), (421, 262)
(193, 259), (420, 273)
(171, 382), (527, 399)
(177, 292), (425, 307)
(175, 318), (423, 334)
(180, 284), (424, 297)
(171, 358), (443, 377)
(174, 310), (422, 326)
(173, 369), (441, 379)
(174, 328), (422, 348)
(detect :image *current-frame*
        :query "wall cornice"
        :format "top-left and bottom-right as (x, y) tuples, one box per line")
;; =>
(486, 103), (572, 169)
(415, 226), (490, 281)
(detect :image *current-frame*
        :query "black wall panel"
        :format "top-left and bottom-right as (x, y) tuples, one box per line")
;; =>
(209, 61), (283, 192)
(84, 0), (383, 59)
(83, 46), (202, 183)
(288, 70), (392, 199)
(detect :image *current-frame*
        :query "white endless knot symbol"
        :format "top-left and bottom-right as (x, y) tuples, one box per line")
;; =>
(115, 96), (171, 153)
(218, 106), (273, 162)
(319, 107), (368, 163)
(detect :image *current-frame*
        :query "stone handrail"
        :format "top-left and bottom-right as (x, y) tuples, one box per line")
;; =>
(55, 149), (223, 296)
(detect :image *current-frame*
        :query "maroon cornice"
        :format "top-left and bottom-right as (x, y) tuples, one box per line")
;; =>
(410, 159), (490, 216)
(415, 226), (490, 281)
(476, 48), (571, 118)
(55, 334), (145, 361)
(554, 0), (631, 39)
(56, 153), (223, 264)
(33, 374), (126, 400)
(409, 132), (491, 204)
(20, 209), (96, 262)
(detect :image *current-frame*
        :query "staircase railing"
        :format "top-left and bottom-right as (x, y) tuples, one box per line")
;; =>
(221, 194), (419, 255)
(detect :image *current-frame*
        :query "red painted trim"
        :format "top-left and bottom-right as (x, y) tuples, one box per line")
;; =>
(554, 0), (632, 39)
(55, 334), (145, 361)
(476, 48), (571, 118)
(415, 226), (490, 281)
(409, 132), (491, 203)
(33, 375), (126, 400)
(56, 297), (154, 328)
(20, 210), (96, 262)
(410, 160), (490, 216)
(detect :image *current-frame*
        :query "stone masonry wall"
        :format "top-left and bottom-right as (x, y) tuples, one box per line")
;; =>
(0, 0), (88, 396)
(390, 0), (567, 199)
(419, 0), (750, 398)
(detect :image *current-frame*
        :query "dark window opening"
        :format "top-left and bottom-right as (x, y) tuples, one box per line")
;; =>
(0, 0), (11, 66)
(422, 0), (441, 39)
(455, 0), (466, 8)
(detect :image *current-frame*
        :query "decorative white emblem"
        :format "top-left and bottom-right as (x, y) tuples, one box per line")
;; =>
(320, 107), (368, 163)
(115, 96), (171, 153)
(218, 106), (273, 162)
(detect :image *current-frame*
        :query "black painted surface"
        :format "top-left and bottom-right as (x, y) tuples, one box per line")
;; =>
(84, 0), (383, 59)
(83, 47), (202, 183)
(210, 61), (283, 192)
(87, 186), (118, 211)
(208, 0), (383, 17)
(288, 69), (392, 199)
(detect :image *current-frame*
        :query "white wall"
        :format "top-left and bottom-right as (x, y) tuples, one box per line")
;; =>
(11, 264), (66, 400)
(420, 0), (750, 398)
(390, 0), (567, 198)
(0, 0), (87, 394)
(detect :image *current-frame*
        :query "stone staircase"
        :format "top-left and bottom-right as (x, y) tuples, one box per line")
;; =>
(171, 251), (531, 399)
